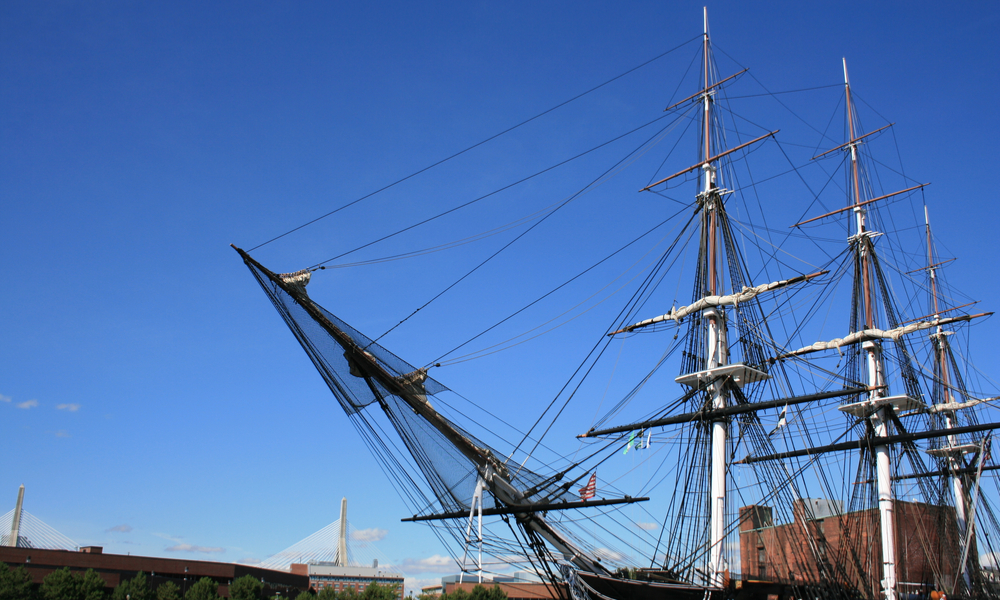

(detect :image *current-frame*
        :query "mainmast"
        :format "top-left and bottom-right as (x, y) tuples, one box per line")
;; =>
(702, 8), (728, 589)
(924, 207), (972, 590)
(844, 59), (897, 600)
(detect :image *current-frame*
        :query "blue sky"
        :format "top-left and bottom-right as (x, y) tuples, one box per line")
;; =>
(2, 0), (999, 594)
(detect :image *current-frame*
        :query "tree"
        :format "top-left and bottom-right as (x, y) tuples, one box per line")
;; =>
(39, 567), (107, 600)
(315, 588), (338, 600)
(41, 567), (80, 600)
(113, 572), (151, 600)
(469, 586), (504, 600)
(228, 576), (262, 600)
(0, 562), (36, 600)
(360, 583), (397, 600)
(155, 581), (181, 600)
(293, 592), (313, 600)
(80, 570), (107, 600)
(183, 578), (219, 600)
(438, 589), (467, 600)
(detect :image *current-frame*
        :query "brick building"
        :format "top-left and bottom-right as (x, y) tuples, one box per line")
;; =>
(0, 545), (308, 597)
(739, 499), (962, 596)
(291, 562), (404, 599)
(443, 580), (563, 600)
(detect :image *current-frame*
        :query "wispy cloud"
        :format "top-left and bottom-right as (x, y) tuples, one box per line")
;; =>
(635, 522), (658, 531)
(166, 543), (224, 554)
(17, 399), (38, 409)
(57, 403), (81, 412)
(54, 430), (70, 438)
(400, 555), (456, 574)
(351, 528), (388, 542)
(593, 548), (626, 562)
(0, 394), (10, 403)
(107, 524), (133, 533)
(238, 558), (262, 565)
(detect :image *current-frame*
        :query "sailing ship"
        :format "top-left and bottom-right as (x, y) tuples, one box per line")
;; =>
(234, 11), (999, 600)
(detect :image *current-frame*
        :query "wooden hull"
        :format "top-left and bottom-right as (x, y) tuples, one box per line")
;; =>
(576, 571), (722, 600)
(575, 571), (863, 600)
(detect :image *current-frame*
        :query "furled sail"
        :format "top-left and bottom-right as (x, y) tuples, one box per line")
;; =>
(776, 313), (990, 360)
(927, 396), (996, 414)
(611, 270), (825, 334)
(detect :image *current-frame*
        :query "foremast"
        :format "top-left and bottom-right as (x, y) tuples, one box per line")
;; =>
(630, 11), (779, 587)
(843, 59), (896, 600)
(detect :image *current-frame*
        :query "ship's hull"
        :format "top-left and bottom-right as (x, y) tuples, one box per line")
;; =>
(576, 570), (722, 600)
(576, 571), (865, 600)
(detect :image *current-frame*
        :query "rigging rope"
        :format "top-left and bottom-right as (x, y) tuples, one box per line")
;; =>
(312, 110), (684, 271)
(248, 35), (701, 252)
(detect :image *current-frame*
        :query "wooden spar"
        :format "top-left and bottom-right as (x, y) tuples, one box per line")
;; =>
(886, 464), (1000, 482)
(663, 68), (748, 112)
(811, 122), (894, 160)
(578, 386), (873, 438)
(900, 301), (979, 325)
(401, 496), (649, 522)
(843, 60), (876, 334)
(904, 257), (956, 275)
(703, 20), (710, 163)
(639, 130), (778, 192)
(791, 183), (929, 228)
(737, 421), (1000, 464)
(234, 245), (613, 577)
(232, 245), (505, 478)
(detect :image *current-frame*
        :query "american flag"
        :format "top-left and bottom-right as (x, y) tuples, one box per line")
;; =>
(579, 473), (597, 501)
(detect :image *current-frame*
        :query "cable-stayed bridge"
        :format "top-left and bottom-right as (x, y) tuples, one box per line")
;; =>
(1, 485), (77, 550)
(260, 497), (394, 572)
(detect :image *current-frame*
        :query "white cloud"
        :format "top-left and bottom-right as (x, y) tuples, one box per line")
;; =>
(238, 558), (262, 565)
(405, 577), (443, 596)
(57, 403), (81, 412)
(107, 524), (133, 533)
(17, 399), (38, 409)
(635, 522), (658, 531)
(400, 555), (457, 574)
(54, 430), (70, 438)
(0, 394), (10, 403)
(351, 528), (388, 542)
(166, 543), (224, 554)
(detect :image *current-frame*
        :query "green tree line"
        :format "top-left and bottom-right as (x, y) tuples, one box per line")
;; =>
(0, 565), (498, 600)
(0, 565), (299, 600)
